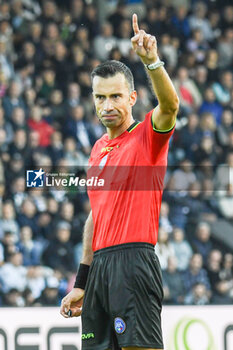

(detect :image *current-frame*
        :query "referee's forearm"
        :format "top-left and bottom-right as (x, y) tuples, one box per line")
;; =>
(81, 210), (94, 265)
(147, 66), (179, 114)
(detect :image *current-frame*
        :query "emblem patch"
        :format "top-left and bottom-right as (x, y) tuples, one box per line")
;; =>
(114, 317), (126, 334)
(99, 154), (108, 169)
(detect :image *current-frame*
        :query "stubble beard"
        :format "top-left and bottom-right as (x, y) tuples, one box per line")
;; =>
(98, 115), (121, 129)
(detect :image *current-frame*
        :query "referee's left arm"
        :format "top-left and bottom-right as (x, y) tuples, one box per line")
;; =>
(131, 13), (179, 131)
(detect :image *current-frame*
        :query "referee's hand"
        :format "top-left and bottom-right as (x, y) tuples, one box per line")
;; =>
(131, 13), (158, 65)
(60, 288), (84, 318)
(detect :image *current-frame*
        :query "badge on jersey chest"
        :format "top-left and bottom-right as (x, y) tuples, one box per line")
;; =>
(99, 154), (108, 169)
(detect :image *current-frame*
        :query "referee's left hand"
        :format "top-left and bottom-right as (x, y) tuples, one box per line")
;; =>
(60, 288), (84, 318)
(131, 13), (158, 65)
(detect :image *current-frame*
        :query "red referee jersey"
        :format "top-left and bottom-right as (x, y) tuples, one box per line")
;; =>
(87, 110), (175, 251)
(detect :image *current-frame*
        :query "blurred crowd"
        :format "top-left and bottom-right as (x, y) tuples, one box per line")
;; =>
(0, 0), (233, 307)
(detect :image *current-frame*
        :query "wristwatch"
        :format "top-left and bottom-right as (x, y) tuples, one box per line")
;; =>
(144, 57), (164, 71)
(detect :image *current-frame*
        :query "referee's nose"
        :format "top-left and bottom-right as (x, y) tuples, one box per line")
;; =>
(103, 98), (114, 112)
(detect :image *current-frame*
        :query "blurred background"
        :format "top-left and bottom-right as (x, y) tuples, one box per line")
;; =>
(0, 0), (232, 318)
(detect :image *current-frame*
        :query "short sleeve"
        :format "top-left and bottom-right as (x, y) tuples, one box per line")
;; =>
(140, 109), (175, 165)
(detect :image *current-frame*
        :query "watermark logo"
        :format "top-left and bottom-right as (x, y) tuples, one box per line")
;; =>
(26, 169), (45, 187)
(26, 168), (104, 190)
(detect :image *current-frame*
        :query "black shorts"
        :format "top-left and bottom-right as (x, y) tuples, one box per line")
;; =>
(81, 243), (164, 350)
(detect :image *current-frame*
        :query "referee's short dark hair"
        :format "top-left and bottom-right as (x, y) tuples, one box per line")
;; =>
(91, 60), (135, 91)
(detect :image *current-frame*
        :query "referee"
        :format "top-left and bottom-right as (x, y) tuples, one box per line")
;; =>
(60, 14), (179, 350)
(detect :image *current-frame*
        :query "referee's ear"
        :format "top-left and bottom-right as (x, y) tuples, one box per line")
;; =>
(129, 90), (137, 107)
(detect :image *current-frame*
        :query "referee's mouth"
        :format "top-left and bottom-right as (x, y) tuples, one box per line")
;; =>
(102, 114), (118, 118)
(102, 114), (118, 119)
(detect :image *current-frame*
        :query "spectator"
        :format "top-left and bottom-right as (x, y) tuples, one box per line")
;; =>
(215, 151), (233, 192)
(82, 4), (99, 38)
(205, 49), (219, 83)
(217, 28), (233, 69)
(159, 201), (173, 234)
(0, 242), (4, 266)
(182, 253), (211, 293)
(199, 112), (217, 138)
(28, 106), (54, 147)
(206, 249), (222, 294)
(65, 82), (81, 110)
(170, 159), (196, 191)
(63, 136), (89, 168)
(1, 231), (18, 262)
(200, 178), (220, 220)
(107, 3), (127, 38)
(27, 21), (43, 60)
(26, 266), (56, 300)
(188, 2), (214, 41)
(163, 256), (185, 305)
(16, 226), (43, 266)
(47, 131), (64, 165)
(194, 135), (218, 165)
(15, 41), (38, 72)
(171, 227), (193, 271)
(2, 81), (26, 119)
(212, 70), (233, 105)
(184, 282), (210, 305)
(17, 198), (39, 238)
(0, 252), (27, 293)
(171, 6), (191, 39)
(216, 109), (233, 150)
(0, 107), (14, 144)
(217, 184), (233, 220)
(173, 67), (202, 113)
(194, 65), (208, 96)
(35, 284), (59, 306)
(199, 87), (223, 125)
(3, 288), (24, 307)
(186, 28), (209, 63)
(117, 19), (133, 57)
(46, 89), (66, 126)
(52, 41), (70, 92)
(65, 105), (95, 155)
(11, 107), (27, 131)
(9, 176), (27, 212)
(37, 69), (57, 102)
(93, 22), (117, 61)
(8, 129), (29, 160)
(0, 201), (19, 240)
(70, 0), (84, 25)
(28, 188), (47, 214)
(132, 85), (153, 121)
(220, 253), (233, 282)
(160, 34), (179, 70)
(155, 228), (175, 270)
(176, 113), (202, 161)
(191, 222), (213, 264)
(40, 0), (59, 26)
(5, 154), (25, 189)
(42, 221), (75, 275)
(0, 39), (14, 82)
(211, 280), (233, 304)
(220, 6), (233, 32)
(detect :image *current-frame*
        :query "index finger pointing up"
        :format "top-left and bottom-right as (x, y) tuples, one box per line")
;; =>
(132, 13), (140, 34)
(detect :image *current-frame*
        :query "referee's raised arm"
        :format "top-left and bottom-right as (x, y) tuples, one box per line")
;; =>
(131, 13), (179, 131)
